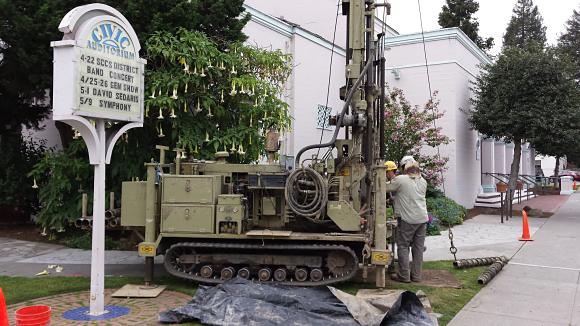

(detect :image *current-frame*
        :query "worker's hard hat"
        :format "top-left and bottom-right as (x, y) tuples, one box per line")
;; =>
(385, 161), (398, 171)
(400, 155), (416, 168)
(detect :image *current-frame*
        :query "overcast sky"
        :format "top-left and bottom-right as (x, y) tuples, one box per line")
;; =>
(384, 0), (580, 55)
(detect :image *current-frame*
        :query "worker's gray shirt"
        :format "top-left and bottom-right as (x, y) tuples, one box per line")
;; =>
(385, 174), (428, 224)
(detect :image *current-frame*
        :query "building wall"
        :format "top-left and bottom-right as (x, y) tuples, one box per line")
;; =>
(22, 112), (63, 150)
(245, 0), (398, 50)
(243, 5), (348, 164)
(384, 28), (490, 208)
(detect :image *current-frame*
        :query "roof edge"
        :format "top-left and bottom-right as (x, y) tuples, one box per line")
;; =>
(384, 27), (492, 65)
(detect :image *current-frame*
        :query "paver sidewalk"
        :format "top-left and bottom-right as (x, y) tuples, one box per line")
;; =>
(450, 193), (580, 326)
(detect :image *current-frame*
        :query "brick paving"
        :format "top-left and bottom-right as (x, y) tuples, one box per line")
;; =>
(512, 194), (570, 215)
(7, 289), (192, 325)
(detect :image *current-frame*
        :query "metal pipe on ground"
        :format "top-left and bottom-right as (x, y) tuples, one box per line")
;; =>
(105, 208), (121, 219)
(477, 259), (508, 285)
(453, 256), (508, 269)
(109, 217), (119, 228)
(81, 217), (92, 228)
(74, 218), (84, 228)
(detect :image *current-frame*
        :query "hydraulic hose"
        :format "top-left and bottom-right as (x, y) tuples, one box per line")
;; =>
(285, 167), (328, 218)
(295, 59), (374, 166)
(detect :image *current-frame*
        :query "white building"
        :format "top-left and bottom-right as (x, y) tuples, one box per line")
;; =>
(244, 1), (536, 208)
(243, 0), (397, 165)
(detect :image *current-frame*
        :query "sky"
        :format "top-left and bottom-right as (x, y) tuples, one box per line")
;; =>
(384, 0), (580, 55)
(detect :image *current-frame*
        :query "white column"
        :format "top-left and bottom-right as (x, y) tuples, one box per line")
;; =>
(482, 139), (495, 185)
(522, 145), (529, 175)
(494, 142), (506, 175)
(89, 119), (106, 316)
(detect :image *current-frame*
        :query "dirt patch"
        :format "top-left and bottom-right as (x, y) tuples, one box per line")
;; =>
(0, 224), (55, 244)
(390, 269), (461, 289)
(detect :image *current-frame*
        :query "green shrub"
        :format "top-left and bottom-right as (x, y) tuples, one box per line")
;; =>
(29, 141), (91, 230)
(65, 232), (120, 250)
(427, 196), (465, 227)
(426, 184), (445, 198)
(426, 214), (441, 236)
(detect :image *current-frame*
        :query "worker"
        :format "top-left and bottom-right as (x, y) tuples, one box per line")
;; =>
(385, 160), (428, 283)
(385, 160), (398, 179)
(399, 155), (416, 173)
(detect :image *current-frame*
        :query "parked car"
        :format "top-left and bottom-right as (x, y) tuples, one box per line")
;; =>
(551, 170), (580, 181)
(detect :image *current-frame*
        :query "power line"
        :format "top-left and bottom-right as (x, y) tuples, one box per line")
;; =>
(417, 0), (447, 196)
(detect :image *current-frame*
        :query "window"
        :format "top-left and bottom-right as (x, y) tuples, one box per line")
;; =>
(316, 104), (332, 130)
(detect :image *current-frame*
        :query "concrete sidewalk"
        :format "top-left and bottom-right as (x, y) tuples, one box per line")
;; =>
(424, 214), (546, 261)
(450, 193), (580, 326)
(0, 237), (164, 277)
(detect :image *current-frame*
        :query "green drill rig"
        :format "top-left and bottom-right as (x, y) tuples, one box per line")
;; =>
(120, 0), (393, 287)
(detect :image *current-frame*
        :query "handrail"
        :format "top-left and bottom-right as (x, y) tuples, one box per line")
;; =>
(482, 172), (563, 195)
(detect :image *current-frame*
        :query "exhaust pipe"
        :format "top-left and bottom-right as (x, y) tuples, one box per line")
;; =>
(105, 208), (121, 219)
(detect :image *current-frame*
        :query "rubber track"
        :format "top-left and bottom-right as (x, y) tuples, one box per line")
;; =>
(164, 242), (359, 287)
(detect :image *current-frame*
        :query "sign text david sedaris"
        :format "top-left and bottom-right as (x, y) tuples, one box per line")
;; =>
(75, 20), (142, 121)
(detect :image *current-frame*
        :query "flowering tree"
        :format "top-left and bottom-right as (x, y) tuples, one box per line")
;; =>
(137, 29), (292, 162)
(384, 88), (451, 186)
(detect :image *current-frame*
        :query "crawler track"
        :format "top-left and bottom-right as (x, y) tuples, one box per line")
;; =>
(164, 242), (359, 286)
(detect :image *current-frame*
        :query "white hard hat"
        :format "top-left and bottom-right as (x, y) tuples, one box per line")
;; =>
(400, 155), (416, 168)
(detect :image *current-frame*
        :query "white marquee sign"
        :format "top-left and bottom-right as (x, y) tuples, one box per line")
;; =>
(51, 4), (145, 316)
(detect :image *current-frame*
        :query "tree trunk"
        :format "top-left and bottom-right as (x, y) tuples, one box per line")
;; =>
(554, 156), (560, 177)
(508, 140), (522, 212)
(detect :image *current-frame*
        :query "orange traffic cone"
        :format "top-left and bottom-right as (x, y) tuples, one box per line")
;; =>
(0, 288), (8, 326)
(519, 210), (533, 241)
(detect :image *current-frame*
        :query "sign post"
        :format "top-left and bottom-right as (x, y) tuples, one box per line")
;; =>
(51, 4), (145, 316)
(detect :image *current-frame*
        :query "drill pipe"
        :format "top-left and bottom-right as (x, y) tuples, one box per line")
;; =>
(74, 218), (84, 228)
(109, 217), (120, 228)
(453, 256), (508, 269)
(105, 208), (121, 219)
(477, 259), (508, 285)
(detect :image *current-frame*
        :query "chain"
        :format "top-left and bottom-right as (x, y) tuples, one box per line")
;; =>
(447, 222), (458, 261)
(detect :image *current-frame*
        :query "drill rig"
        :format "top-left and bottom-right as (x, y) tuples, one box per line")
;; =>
(120, 0), (393, 287)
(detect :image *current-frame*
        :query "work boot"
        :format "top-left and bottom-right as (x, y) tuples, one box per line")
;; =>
(391, 274), (411, 283)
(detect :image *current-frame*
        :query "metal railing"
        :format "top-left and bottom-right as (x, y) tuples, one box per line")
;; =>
(482, 173), (562, 196)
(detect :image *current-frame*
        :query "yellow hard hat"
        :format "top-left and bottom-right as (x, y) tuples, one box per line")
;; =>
(385, 161), (397, 171)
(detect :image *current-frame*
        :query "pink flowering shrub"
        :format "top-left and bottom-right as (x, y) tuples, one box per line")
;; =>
(384, 88), (451, 186)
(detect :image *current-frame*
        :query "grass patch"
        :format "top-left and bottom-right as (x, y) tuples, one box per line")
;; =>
(0, 276), (197, 306)
(0, 261), (483, 325)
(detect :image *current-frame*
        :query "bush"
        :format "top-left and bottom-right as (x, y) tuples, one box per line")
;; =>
(427, 196), (465, 227)
(0, 134), (45, 222)
(65, 232), (120, 250)
(29, 141), (91, 230)
(426, 214), (441, 236)
(426, 184), (445, 198)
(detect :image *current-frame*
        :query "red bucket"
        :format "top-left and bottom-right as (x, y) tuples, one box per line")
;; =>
(14, 305), (51, 326)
